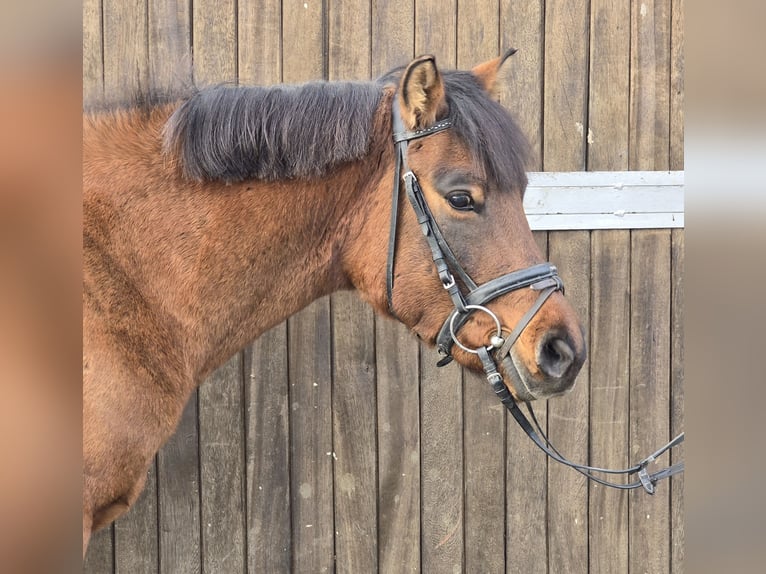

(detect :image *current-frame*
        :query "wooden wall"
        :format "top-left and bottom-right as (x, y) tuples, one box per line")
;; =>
(83, 1), (684, 572)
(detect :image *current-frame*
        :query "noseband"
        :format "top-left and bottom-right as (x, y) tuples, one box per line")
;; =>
(385, 94), (684, 494)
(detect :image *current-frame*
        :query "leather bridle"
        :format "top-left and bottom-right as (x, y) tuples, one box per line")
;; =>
(385, 94), (684, 494)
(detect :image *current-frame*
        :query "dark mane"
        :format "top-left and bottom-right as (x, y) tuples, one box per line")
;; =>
(164, 81), (383, 182)
(165, 69), (530, 188)
(440, 70), (531, 190)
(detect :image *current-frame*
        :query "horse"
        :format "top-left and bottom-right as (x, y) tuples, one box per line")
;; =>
(82, 51), (587, 555)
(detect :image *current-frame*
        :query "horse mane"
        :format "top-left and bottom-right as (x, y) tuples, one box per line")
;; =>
(164, 70), (530, 188)
(164, 81), (383, 182)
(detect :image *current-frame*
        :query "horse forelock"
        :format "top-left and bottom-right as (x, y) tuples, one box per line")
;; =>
(163, 81), (384, 182)
(441, 71), (531, 192)
(377, 67), (531, 192)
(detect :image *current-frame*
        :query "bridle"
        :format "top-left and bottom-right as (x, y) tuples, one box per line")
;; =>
(385, 94), (684, 494)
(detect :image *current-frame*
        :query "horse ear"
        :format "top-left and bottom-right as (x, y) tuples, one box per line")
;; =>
(471, 47), (518, 95)
(398, 55), (448, 130)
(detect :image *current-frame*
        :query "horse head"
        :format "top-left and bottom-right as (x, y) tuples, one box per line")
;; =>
(348, 53), (586, 401)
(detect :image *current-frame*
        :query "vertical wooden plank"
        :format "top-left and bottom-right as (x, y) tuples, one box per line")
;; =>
(670, 228), (685, 573)
(246, 324), (291, 573)
(331, 292), (378, 574)
(282, 0), (325, 84)
(288, 299), (335, 574)
(420, 341), (463, 574)
(189, 5), (245, 573)
(630, 0), (671, 170)
(542, 3), (589, 572)
(589, 230), (630, 574)
(84, 526), (114, 574)
(281, 6), (331, 571)
(376, 318), (421, 574)
(413, 6), (462, 572)
(501, 2), (547, 566)
(670, 0), (684, 170)
(624, 11), (678, 570)
(239, 0), (282, 85)
(415, 0), (457, 65)
(102, 0), (148, 105)
(629, 229), (671, 574)
(83, 0), (103, 106)
(193, 0), (237, 87)
(158, 392), (201, 574)
(547, 231), (590, 574)
(147, 0), (192, 95)
(587, 2), (631, 572)
(199, 355), (246, 573)
(543, 0), (589, 172)
(371, 0), (415, 77)
(458, 4), (506, 574)
(238, 4), (288, 572)
(327, 6), (376, 573)
(505, 231), (548, 574)
(328, 0), (371, 81)
(370, 7), (419, 571)
(588, 0), (630, 171)
(108, 4), (189, 571)
(500, 0), (544, 169)
(114, 462), (159, 573)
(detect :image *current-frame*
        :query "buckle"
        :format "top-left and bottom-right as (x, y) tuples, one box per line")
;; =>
(638, 465), (656, 495)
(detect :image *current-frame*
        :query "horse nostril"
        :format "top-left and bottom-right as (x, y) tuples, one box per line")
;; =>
(538, 334), (576, 380)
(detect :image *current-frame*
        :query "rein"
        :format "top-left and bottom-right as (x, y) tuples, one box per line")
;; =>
(385, 95), (684, 494)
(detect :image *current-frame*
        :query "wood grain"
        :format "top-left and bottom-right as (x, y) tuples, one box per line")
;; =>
(199, 354), (246, 573)
(331, 292), (378, 574)
(239, 0), (282, 84)
(500, 0), (544, 168)
(506, 231), (549, 574)
(420, 342), (464, 574)
(588, 0), (630, 170)
(629, 229), (671, 574)
(192, 0), (236, 87)
(588, 230), (630, 574)
(114, 461), (159, 573)
(547, 230), (590, 574)
(370, 7), (420, 571)
(246, 324), (292, 573)
(458, 3), (507, 573)
(376, 318), (421, 574)
(670, 0), (685, 171)
(288, 300), (335, 573)
(102, 0), (148, 105)
(84, 526), (114, 574)
(148, 0), (191, 94)
(630, 0), (671, 170)
(158, 391), (201, 574)
(671, 228), (685, 573)
(83, 0), (103, 105)
(372, 0), (415, 77)
(543, 0), (589, 172)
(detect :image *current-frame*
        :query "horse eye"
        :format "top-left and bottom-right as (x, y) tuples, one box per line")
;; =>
(447, 192), (474, 211)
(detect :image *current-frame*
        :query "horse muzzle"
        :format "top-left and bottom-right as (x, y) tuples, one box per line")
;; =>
(501, 329), (586, 402)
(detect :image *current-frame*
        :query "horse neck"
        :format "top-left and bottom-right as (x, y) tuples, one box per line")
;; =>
(84, 104), (391, 386)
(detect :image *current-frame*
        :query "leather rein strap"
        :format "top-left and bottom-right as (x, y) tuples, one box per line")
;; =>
(384, 94), (684, 494)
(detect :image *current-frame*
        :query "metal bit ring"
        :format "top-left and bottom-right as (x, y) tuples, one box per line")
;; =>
(449, 304), (503, 354)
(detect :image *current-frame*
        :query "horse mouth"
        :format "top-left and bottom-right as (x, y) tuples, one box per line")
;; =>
(500, 354), (575, 403)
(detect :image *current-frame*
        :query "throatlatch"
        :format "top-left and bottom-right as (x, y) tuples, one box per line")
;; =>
(385, 93), (684, 494)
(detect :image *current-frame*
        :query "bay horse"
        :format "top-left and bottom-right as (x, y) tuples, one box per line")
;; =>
(82, 52), (587, 555)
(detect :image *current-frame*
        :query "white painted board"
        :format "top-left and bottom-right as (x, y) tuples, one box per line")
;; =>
(524, 171), (684, 230)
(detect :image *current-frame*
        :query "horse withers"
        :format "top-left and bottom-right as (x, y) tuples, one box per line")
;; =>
(82, 51), (586, 554)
